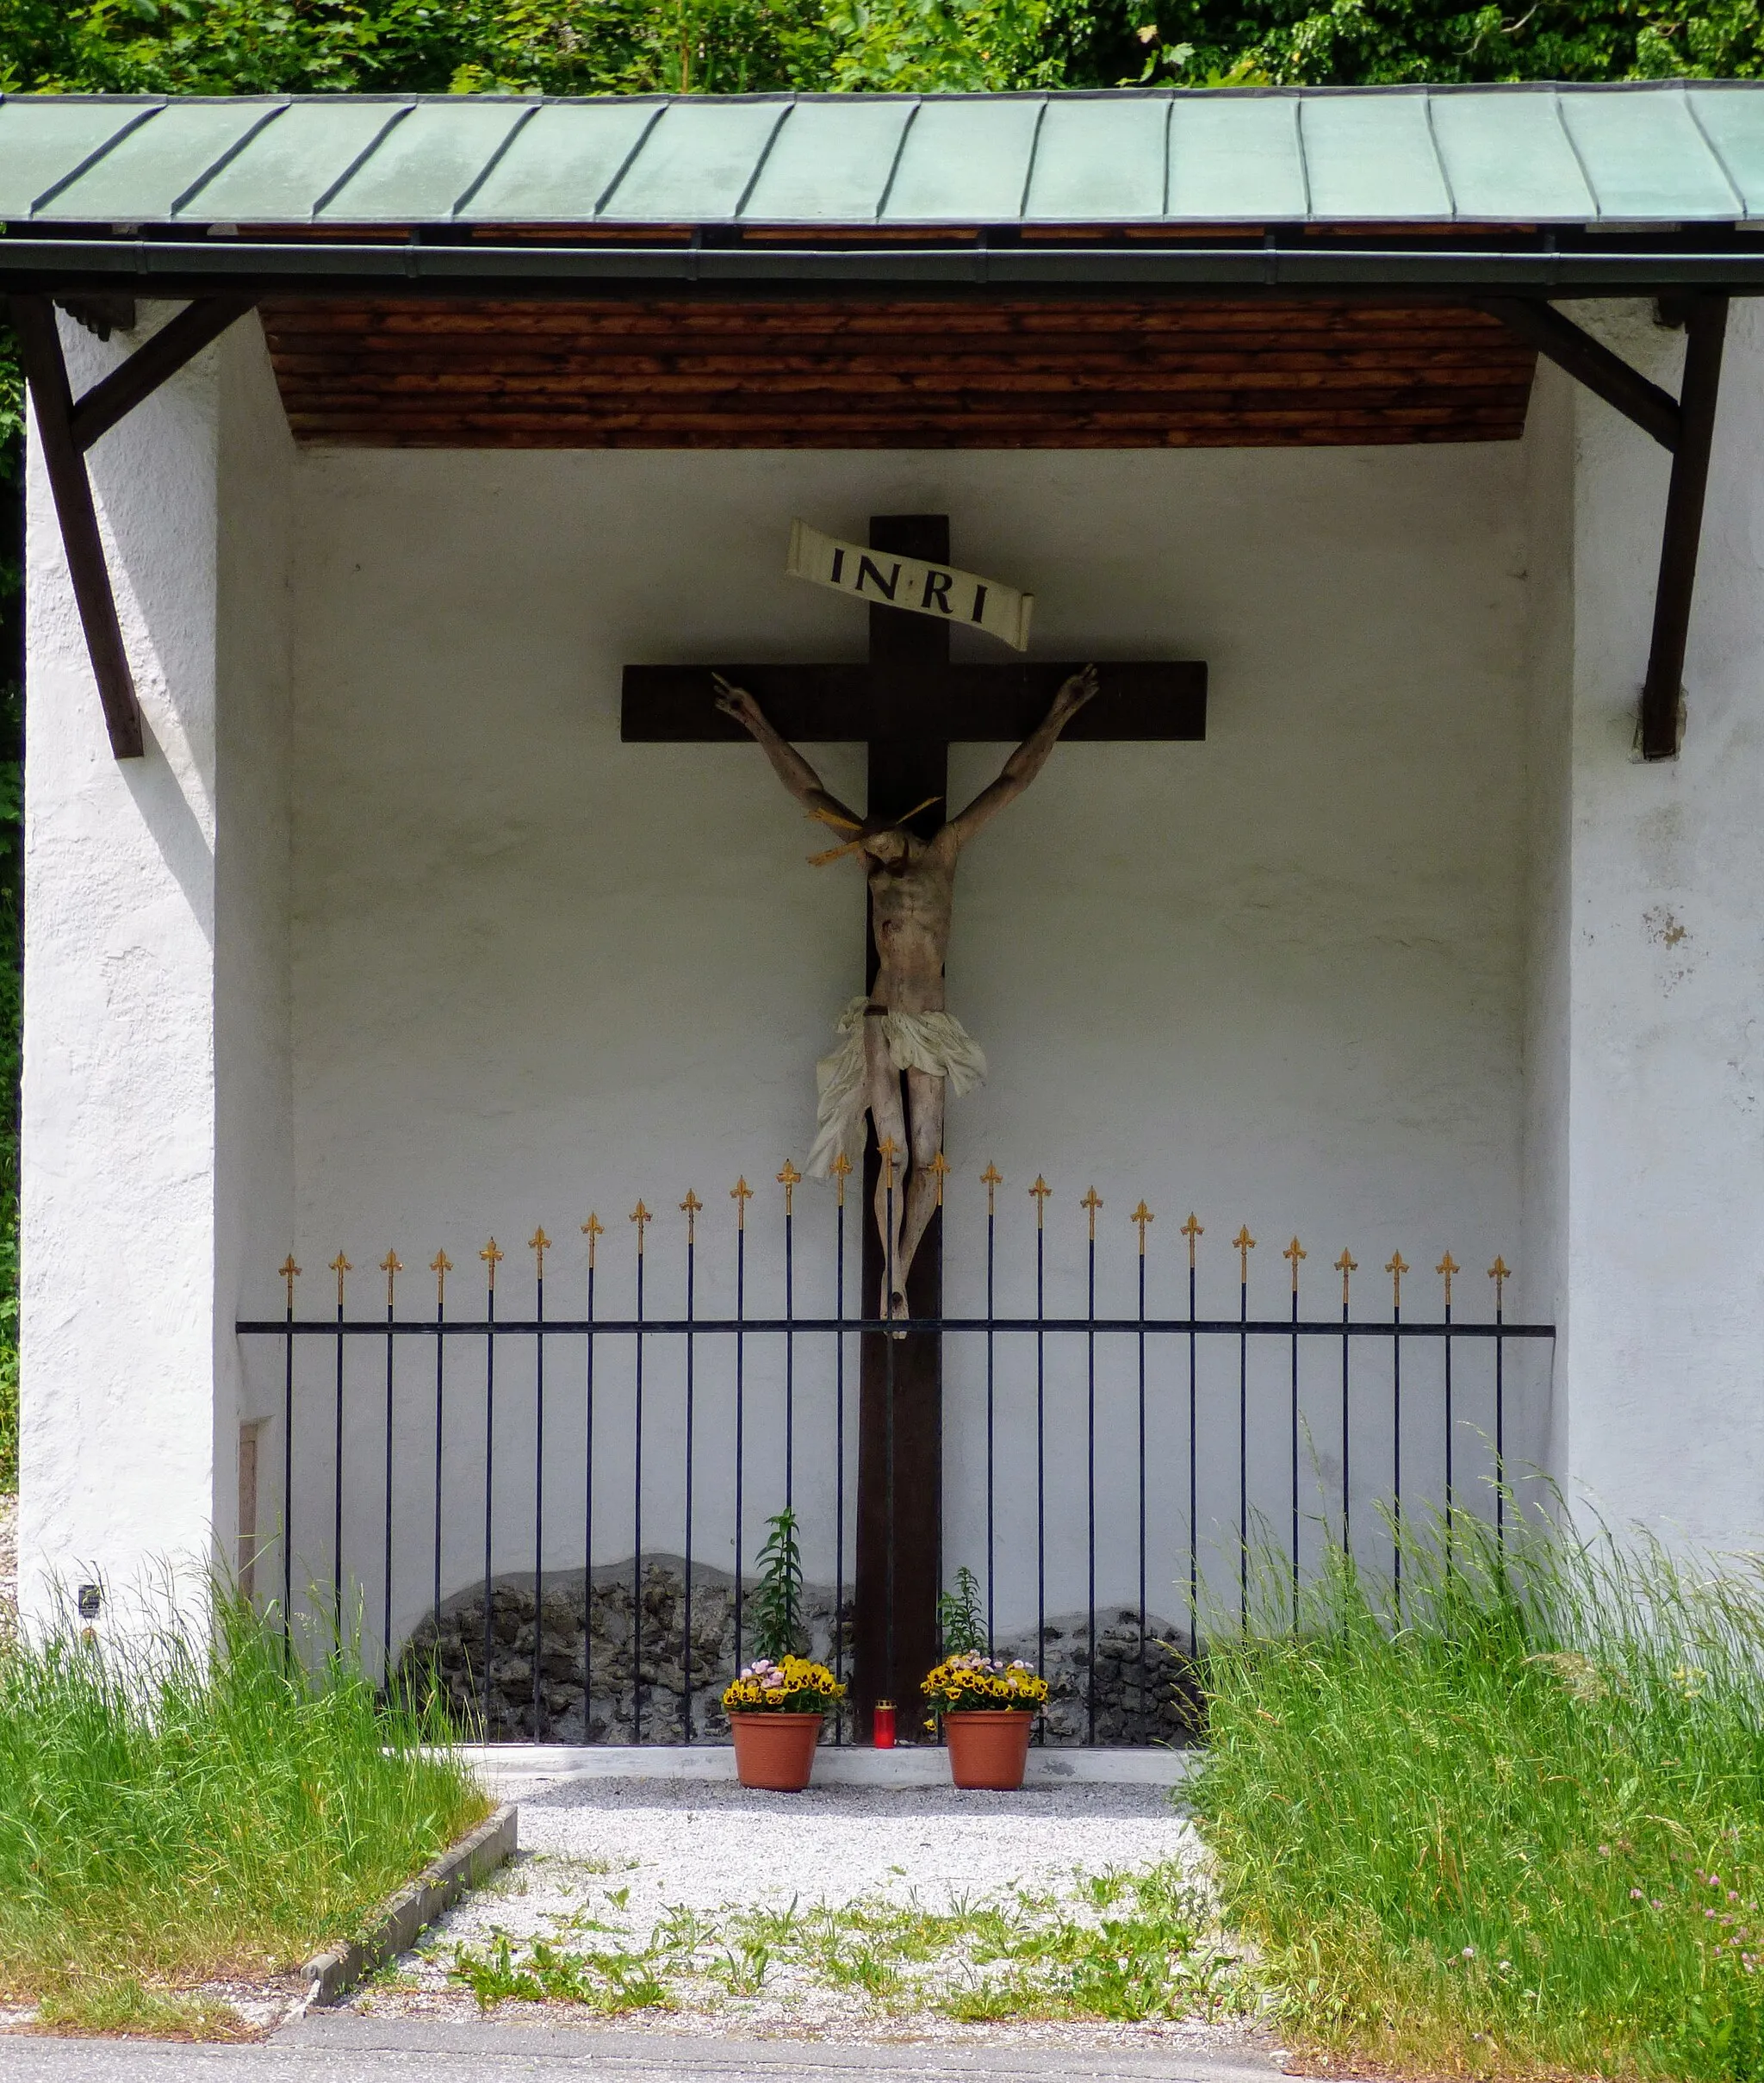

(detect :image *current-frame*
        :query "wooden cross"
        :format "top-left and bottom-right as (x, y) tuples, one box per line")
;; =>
(623, 514), (1206, 1732)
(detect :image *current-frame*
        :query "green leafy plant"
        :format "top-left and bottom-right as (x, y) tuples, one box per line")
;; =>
(748, 1506), (804, 1663)
(937, 1564), (986, 1655)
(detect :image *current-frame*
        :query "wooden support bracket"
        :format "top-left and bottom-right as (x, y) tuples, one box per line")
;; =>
(1488, 294), (1729, 763)
(11, 293), (255, 762)
(1484, 296), (1681, 451)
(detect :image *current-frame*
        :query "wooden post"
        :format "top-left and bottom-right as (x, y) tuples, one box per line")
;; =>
(853, 513), (948, 1741)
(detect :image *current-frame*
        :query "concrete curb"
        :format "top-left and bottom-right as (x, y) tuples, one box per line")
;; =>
(301, 1801), (518, 2008)
(457, 1744), (1202, 1790)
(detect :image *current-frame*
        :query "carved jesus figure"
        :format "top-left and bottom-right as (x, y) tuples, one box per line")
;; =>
(713, 666), (1099, 1321)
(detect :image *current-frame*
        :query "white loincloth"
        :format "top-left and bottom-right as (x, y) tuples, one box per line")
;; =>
(806, 996), (988, 1180)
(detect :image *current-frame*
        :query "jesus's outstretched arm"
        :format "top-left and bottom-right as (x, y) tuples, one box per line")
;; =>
(940, 665), (1099, 853)
(715, 675), (865, 836)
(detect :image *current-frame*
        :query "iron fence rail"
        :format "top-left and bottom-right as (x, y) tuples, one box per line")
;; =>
(239, 1186), (1553, 1746)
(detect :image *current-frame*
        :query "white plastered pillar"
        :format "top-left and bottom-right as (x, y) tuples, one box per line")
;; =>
(18, 307), (292, 1628)
(1528, 299), (1764, 1553)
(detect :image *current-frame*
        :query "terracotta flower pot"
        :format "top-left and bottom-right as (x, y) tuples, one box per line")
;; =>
(729, 1710), (824, 1791)
(943, 1708), (1035, 1790)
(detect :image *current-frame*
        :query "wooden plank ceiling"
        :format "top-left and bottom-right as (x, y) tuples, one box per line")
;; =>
(259, 297), (1537, 449)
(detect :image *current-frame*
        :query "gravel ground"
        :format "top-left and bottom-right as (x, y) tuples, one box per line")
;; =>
(357, 1776), (1268, 2058)
(450, 1778), (1202, 1921)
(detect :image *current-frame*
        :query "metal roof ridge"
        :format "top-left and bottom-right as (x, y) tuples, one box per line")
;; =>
(8, 82), (1764, 109)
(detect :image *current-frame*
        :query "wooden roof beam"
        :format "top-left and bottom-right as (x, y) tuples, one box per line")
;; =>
(12, 294), (255, 761)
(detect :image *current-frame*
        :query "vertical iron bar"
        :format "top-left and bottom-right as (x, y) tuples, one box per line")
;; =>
(1443, 1268), (1455, 1545)
(1287, 1240), (1302, 1629)
(1185, 1216), (1200, 1654)
(481, 1240), (501, 1732)
(382, 1253), (399, 1692)
(282, 1257), (296, 1667)
(884, 1147), (898, 1724)
(1034, 1180), (1047, 1725)
(1389, 1253), (1406, 1606)
(1084, 1189), (1098, 1747)
(432, 1253), (450, 1639)
(1237, 1229), (1253, 1632)
(781, 1166), (797, 1513)
(1134, 1204), (1150, 1744)
(1339, 1251), (1355, 1562)
(532, 1231), (549, 1738)
(632, 1204), (649, 1743)
(1492, 1258), (1507, 1554)
(681, 1194), (699, 1744)
(332, 1253), (349, 1646)
(582, 1217), (602, 1738)
(733, 1180), (749, 1675)
(984, 1167), (998, 1658)
(834, 1159), (848, 1736)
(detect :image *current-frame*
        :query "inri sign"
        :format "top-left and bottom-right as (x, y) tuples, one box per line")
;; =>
(786, 521), (1034, 651)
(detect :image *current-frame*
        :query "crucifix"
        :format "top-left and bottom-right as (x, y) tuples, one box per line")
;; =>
(622, 515), (1206, 1732)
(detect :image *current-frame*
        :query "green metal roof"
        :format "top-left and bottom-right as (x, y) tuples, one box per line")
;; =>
(3, 84), (1764, 230)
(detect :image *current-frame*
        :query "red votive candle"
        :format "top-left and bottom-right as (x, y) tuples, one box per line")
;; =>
(873, 1701), (897, 1748)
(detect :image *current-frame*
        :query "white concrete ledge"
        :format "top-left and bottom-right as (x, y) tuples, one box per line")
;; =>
(301, 1802), (519, 2007)
(455, 1744), (1200, 1788)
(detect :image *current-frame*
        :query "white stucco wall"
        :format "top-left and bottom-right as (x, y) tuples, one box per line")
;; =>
(70, 308), (1764, 1655)
(269, 438), (1538, 1652)
(1535, 299), (1764, 1552)
(19, 309), (291, 1628)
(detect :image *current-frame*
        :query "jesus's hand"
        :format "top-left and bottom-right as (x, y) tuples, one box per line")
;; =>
(1052, 664), (1101, 722)
(713, 674), (765, 731)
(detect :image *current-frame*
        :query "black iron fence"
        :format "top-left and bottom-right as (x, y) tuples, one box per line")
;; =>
(239, 1166), (1554, 1745)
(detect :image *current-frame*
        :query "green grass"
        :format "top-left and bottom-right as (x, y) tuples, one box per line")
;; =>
(1194, 1513), (1764, 2081)
(0, 1587), (488, 2029)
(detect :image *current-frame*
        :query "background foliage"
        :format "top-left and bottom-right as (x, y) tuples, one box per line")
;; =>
(0, 0), (1752, 1490)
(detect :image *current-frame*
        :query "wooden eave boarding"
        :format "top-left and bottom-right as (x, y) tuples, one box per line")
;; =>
(5, 84), (1762, 762)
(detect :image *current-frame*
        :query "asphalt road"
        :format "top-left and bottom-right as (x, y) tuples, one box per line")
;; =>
(1, 2017), (1297, 2083)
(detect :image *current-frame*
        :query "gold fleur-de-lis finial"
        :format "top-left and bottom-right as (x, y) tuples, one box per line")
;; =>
(380, 1248), (403, 1307)
(1488, 1255), (1510, 1308)
(431, 1247), (452, 1303)
(280, 1255), (301, 1309)
(1131, 1201), (1154, 1253)
(777, 1160), (801, 1215)
(929, 1149), (949, 1209)
(981, 1163), (1002, 1216)
(1386, 1250), (1409, 1309)
(1283, 1236), (1307, 1291)
(1335, 1248), (1357, 1307)
(1180, 1213), (1202, 1269)
(329, 1252), (351, 1306)
(878, 1136), (900, 1191)
(1437, 1251), (1460, 1308)
(1080, 1186), (1102, 1240)
(1234, 1226), (1256, 1284)
(730, 1177), (753, 1230)
(830, 1149), (852, 1208)
(630, 1201), (652, 1253)
(581, 1213), (604, 1269)
(480, 1237), (504, 1288)
(1028, 1175), (1053, 1228)
(680, 1190), (702, 1242)
(530, 1227), (551, 1281)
